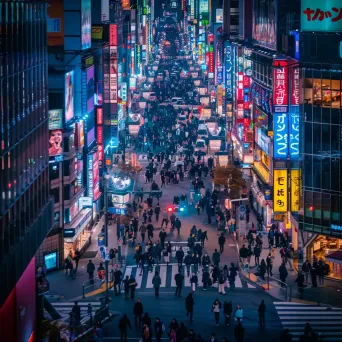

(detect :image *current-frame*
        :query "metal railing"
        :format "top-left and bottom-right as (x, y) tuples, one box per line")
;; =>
(290, 287), (321, 305)
(82, 270), (114, 298)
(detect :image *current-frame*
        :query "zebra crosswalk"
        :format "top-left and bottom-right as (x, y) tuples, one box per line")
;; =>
(114, 264), (251, 290)
(274, 302), (342, 341)
(51, 301), (103, 322)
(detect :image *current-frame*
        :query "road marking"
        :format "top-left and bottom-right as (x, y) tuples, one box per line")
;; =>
(171, 265), (178, 287)
(123, 267), (132, 280)
(184, 272), (191, 287)
(146, 270), (154, 288)
(136, 269), (143, 289)
(235, 275), (242, 288)
(159, 265), (167, 287)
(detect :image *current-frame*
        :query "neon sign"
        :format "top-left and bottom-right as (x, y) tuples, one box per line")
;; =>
(274, 113), (289, 159)
(273, 59), (289, 113)
(289, 112), (299, 158)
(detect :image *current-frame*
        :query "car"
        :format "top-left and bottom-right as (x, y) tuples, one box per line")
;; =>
(197, 124), (208, 139)
(171, 97), (183, 102)
(194, 139), (207, 153)
(192, 108), (200, 117)
(177, 114), (187, 123)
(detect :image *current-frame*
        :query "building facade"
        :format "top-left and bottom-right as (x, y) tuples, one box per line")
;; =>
(0, 1), (54, 341)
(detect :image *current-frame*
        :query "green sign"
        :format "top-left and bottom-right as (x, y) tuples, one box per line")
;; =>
(301, 0), (342, 32)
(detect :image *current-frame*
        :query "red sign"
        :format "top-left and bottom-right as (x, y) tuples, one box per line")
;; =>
(237, 72), (244, 102)
(208, 52), (214, 73)
(243, 76), (250, 88)
(97, 126), (103, 144)
(97, 108), (103, 125)
(291, 65), (300, 106)
(122, 0), (131, 10)
(98, 144), (104, 161)
(205, 52), (209, 66)
(273, 59), (289, 109)
(109, 24), (118, 46)
(208, 33), (214, 44)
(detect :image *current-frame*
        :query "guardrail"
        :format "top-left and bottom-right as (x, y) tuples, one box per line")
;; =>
(82, 270), (114, 298)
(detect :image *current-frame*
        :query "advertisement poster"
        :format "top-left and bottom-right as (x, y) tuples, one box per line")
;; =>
(81, 0), (91, 50)
(87, 154), (94, 199)
(65, 71), (74, 123)
(49, 129), (63, 156)
(101, 0), (109, 22)
(75, 121), (85, 149)
(253, 0), (277, 50)
(291, 169), (300, 212)
(110, 24), (118, 46)
(48, 109), (63, 130)
(273, 113), (289, 159)
(87, 66), (95, 113)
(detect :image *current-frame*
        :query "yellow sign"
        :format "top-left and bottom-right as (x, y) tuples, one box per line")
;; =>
(92, 26), (103, 40)
(273, 169), (288, 213)
(261, 151), (270, 169)
(291, 169), (300, 212)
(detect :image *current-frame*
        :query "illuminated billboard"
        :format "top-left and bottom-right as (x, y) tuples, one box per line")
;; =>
(81, 0), (91, 50)
(252, 0), (277, 50)
(86, 66), (95, 113)
(48, 109), (63, 130)
(273, 59), (289, 113)
(49, 129), (63, 156)
(273, 113), (289, 159)
(273, 169), (288, 213)
(65, 71), (74, 123)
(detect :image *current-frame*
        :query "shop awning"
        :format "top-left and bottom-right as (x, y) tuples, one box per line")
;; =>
(326, 250), (342, 265)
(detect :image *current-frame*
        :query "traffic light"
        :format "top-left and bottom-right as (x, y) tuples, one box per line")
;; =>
(167, 206), (174, 212)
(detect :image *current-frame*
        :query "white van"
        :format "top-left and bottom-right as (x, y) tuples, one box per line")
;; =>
(195, 139), (207, 153)
(197, 124), (208, 139)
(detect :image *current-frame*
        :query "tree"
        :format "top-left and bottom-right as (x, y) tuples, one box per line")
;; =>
(213, 164), (246, 199)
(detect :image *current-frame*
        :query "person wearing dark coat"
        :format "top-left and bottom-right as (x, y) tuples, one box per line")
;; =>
(279, 263), (288, 286)
(185, 293), (195, 322)
(234, 321), (245, 342)
(224, 301), (233, 326)
(280, 329), (293, 342)
(212, 249), (221, 267)
(218, 233), (226, 253)
(258, 300), (266, 327)
(184, 252), (193, 277)
(133, 298), (144, 328)
(118, 314), (132, 342)
(142, 313), (152, 327)
(87, 260), (95, 284)
(175, 271), (184, 297)
(259, 259), (267, 280)
(295, 272), (305, 299)
(310, 265), (318, 288)
(202, 268), (210, 290)
(176, 322), (188, 342)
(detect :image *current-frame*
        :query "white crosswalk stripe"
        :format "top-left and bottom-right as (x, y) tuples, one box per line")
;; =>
(51, 301), (102, 321)
(111, 265), (246, 290)
(274, 302), (342, 341)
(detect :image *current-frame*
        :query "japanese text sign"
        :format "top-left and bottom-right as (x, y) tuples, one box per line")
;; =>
(291, 66), (300, 106)
(291, 169), (300, 212)
(273, 59), (289, 113)
(289, 112), (299, 158)
(274, 113), (289, 159)
(273, 169), (288, 213)
(109, 24), (118, 46)
(224, 41), (233, 100)
(301, 0), (342, 32)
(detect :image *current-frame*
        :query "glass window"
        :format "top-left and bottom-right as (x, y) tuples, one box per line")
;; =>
(312, 123), (321, 155)
(304, 155), (313, 188)
(304, 122), (312, 155)
(322, 193), (330, 226)
(322, 158), (330, 190)
(321, 124), (330, 153)
(312, 156), (321, 189)
(304, 191), (313, 224)
(331, 158), (340, 192)
(331, 195), (340, 225)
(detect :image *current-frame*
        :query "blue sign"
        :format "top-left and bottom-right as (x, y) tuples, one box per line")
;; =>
(224, 41), (233, 100)
(98, 233), (105, 247)
(239, 205), (246, 214)
(44, 251), (57, 271)
(274, 113), (289, 159)
(289, 112), (299, 159)
(108, 207), (128, 215)
(217, 66), (223, 85)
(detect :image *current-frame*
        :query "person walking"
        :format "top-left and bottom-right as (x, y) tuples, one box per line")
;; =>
(212, 299), (222, 326)
(128, 275), (137, 300)
(302, 259), (311, 284)
(114, 266), (123, 296)
(279, 263), (288, 286)
(176, 247), (185, 272)
(159, 229), (167, 250)
(71, 301), (81, 326)
(229, 263), (238, 290)
(234, 321), (245, 342)
(154, 317), (165, 342)
(185, 292), (195, 322)
(152, 271), (162, 298)
(258, 300), (266, 327)
(174, 218), (182, 235)
(154, 205), (161, 223)
(118, 314), (132, 342)
(140, 223), (147, 243)
(234, 305), (243, 322)
(295, 271), (305, 299)
(212, 249), (220, 267)
(280, 328), (293, 342)
(184, 251), (193, 277)
(190, 273), (198, 293)
(317, 260), (325, 287)
(133, 298), (144, 328)
(224, 300), (233, 327)
(218, 270), (226, 295)
(259, 259), (267, 280)
(161, 210), (169, 228)
(218, 233), (226, 253)
(175, 271), (184, 297)
(123, 276), (130, 300)
(202, 267), (210, 290)
(239, 245), (249, 266)
(266, 253), (273, 277)
(253, 245), (261, 267)
(142, 323), (152, 342)
(170, 213), (176, 230)
(87, 259), (95, 284)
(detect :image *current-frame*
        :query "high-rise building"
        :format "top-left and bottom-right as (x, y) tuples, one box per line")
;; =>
(0, 1), (54, 340)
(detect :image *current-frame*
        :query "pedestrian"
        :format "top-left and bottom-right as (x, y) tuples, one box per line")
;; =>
(229, 263), (238, 290)
(317, 259), (325, 287)
(234, 321), (245, 342)
(71, 301), (81, 326)
(259, 259), (267, 280)
(174, 218), (182, 235)
(202, 267), (210, 290)
(279, 262), (288, 286)
(177, 322), (188, 342)
(140, 223), (147, 243)
(114, 266), (123, 296)
(159, 229), (167, 249)
(142, 323), (152, 342)
(128, 275), (137, 300)
(302, 259), (311, 284)
(189, 272), (197, 292)
(123, 275), (130, 300)
(154, 317), (165, 342)
(154, 204), (161, 222)
(258, 300), (266, 327)
(286, 247), (294, 271)
(295, 272), (305, 299)
(212, 299), (222, 326)
(234, 305), (243, 322)
(266, 253), (273, 277)
(175, 271), (184, 297)
(253, 245), (261, 266)
(152, 271), (161, 298)
(239, 244), (248, 266)
(185, 292), (195, 322)
(87, 259), (95, 284)
(176, 247), (185, 271)
(218, 270), (226, 295)
(163, 248), (170, 265)
(212, 249), (220, 267)
(310, 264), (318, 288)
(224, 300), (233, 326)
(118, 314), (131, 342)
(142, 312), (152, 328)
(133, 298), (144, 328)
(161, 209), (169, 228)
(169, 319), (179, 334)
(202, 253), (211, 268)
(218, 233), (225, 253)
(280, 328), (293, 342)
(184, 251), (193, 277)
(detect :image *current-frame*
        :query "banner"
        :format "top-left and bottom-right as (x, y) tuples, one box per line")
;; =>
(291, 169), (300, 212)
(273, 169), (288, 213)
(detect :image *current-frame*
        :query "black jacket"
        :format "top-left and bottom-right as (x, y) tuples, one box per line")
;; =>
(176, 250), (185, 260)
(185, 295), (194, 311)
(224, 302), (233, 315)
(133, 302), (144, 315)
(175, 273), (184, 286)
